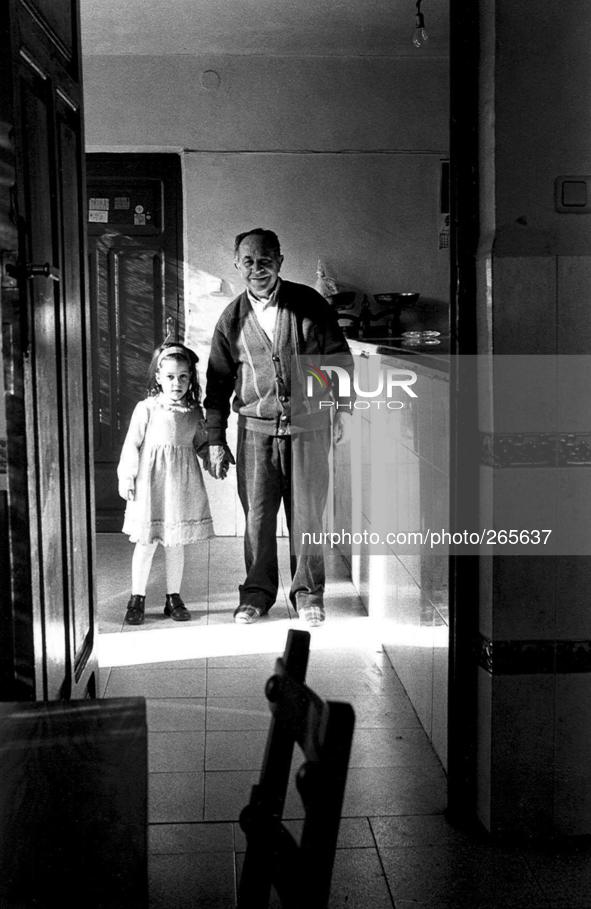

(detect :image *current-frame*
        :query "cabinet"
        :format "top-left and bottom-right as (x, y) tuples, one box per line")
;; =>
(334, 341), (450, 767)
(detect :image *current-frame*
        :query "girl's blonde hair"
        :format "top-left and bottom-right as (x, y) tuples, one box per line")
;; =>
(147, 342), (201, 406)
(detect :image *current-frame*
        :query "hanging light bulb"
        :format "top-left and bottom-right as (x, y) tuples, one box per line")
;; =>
(413, 0), (428, 47)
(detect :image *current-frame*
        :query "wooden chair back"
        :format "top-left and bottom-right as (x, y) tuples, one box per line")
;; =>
(237, 629), (355, 909)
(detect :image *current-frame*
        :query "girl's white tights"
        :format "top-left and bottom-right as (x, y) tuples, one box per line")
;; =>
(164, 544), (184, 595)
(132, 543), (185, 596)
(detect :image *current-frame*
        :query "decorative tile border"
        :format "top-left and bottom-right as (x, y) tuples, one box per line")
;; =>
(478, 635), (591, 674)
(558, 434), (591, 466)
(480, 432), (591, 468)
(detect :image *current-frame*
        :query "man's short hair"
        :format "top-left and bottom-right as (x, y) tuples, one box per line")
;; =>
(234, 228), (281, 259)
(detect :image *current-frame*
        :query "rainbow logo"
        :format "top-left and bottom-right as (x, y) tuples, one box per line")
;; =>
(303, 365), (329, 390)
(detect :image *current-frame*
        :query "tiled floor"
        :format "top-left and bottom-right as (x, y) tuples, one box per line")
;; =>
(98, 534), (591, 908)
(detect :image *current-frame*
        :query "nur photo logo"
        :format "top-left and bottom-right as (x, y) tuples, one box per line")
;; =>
(304, 362), (418, 410)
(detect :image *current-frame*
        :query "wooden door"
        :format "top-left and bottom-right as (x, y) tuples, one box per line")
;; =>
(86, 154), (184, 531)
(0, 0), (97, 700)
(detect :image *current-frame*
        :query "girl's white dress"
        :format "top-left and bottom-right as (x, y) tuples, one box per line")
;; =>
(118, 395), (214, 546)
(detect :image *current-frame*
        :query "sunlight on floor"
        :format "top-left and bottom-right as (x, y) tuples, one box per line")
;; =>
(98, 616), (448, 667)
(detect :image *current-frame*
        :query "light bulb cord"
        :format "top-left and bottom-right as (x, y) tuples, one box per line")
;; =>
(413, 0), (428, 46)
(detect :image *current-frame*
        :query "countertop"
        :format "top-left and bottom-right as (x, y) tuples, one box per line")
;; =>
(347, 336), (450, 373)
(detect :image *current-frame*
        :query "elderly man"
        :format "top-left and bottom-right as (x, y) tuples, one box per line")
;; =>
(204, 228), (352, 627)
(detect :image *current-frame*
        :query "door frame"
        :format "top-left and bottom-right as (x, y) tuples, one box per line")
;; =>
(447, 0), (481, 822)
(86, 152), (184, 532)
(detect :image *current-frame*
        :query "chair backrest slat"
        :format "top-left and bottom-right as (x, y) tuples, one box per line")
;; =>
(237, 629), (355, 909)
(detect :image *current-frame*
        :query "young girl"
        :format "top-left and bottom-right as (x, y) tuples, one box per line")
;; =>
(118, 342), (214, 625)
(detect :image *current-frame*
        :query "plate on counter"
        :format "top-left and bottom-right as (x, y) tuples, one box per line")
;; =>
(402, 330), (441, 339)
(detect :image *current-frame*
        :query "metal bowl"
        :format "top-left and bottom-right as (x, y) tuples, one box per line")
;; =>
(327, 291), (357, 310)
(373, 292), (420, 308)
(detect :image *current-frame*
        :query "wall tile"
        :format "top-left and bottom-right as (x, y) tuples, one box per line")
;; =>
(557, 468), (591, 556)
(377, 470), (400, 542)
(416, 373), (433, 464)
(362, 351), (385, 402)
(419, 460), (435, 541)
(491, 468), (558, 555)
(407, 456), (421, 533)
(490, 556), (556, 640)
(490, 674), (554, 836)
(492, 257), (557, 355)
(554, 674), (591, 834)
(366, 554), (390, 619)
(395, 462), (410, 534)
(558, 256), (591, 354)
(556, 355), (591, 431)
(431, 466), (449, 542)
(399, 396), (418, 453)
(333, 437), (352, 561)
(382, 554), (410, 623)
(369, 414), (400, 542)
(555, 556), (591, 638)
(396, 554), (421, 595)
(424, 557), (449, 621)
(345, 358), (449, 776)
(492, 355), (557, 434)
(431, 376), (449, 472)
(357, 516), (371, 609)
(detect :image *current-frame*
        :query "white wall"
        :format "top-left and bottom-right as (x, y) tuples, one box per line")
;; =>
(84, 55), (448, 152)
(83, 51), (450, 533)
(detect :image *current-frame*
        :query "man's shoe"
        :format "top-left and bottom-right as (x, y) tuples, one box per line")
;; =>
(233, 604), (264, 625)
(125, 594), (146, 625)
(300, 605), (326, 627)
(164, 593), (191, 622)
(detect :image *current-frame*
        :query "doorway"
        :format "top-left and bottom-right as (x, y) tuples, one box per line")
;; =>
(86, 153), (184, 531)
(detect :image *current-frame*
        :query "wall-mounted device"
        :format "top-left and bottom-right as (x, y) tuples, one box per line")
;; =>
(555, 176), (591, 213)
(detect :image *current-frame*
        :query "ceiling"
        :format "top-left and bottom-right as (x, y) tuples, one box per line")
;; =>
(79, 0), (449, 58)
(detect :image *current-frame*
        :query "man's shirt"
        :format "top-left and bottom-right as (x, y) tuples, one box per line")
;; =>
(246, 278), (282, 343)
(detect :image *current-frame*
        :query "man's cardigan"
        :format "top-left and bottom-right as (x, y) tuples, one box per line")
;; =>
(204, 280), (353, 444)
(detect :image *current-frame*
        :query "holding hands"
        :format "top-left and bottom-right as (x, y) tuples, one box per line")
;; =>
(208, 444), (236, 480)
(118, 479), (135, 501)
(333, 411), (352, 445)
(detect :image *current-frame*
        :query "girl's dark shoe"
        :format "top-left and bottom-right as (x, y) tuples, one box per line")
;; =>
(125, 594), (146, 625)
(164, 593), (191, 622)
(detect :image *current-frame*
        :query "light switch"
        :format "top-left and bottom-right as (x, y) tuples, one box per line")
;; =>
(555, 176), (591, 212)
(562, 181), (587, 206)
